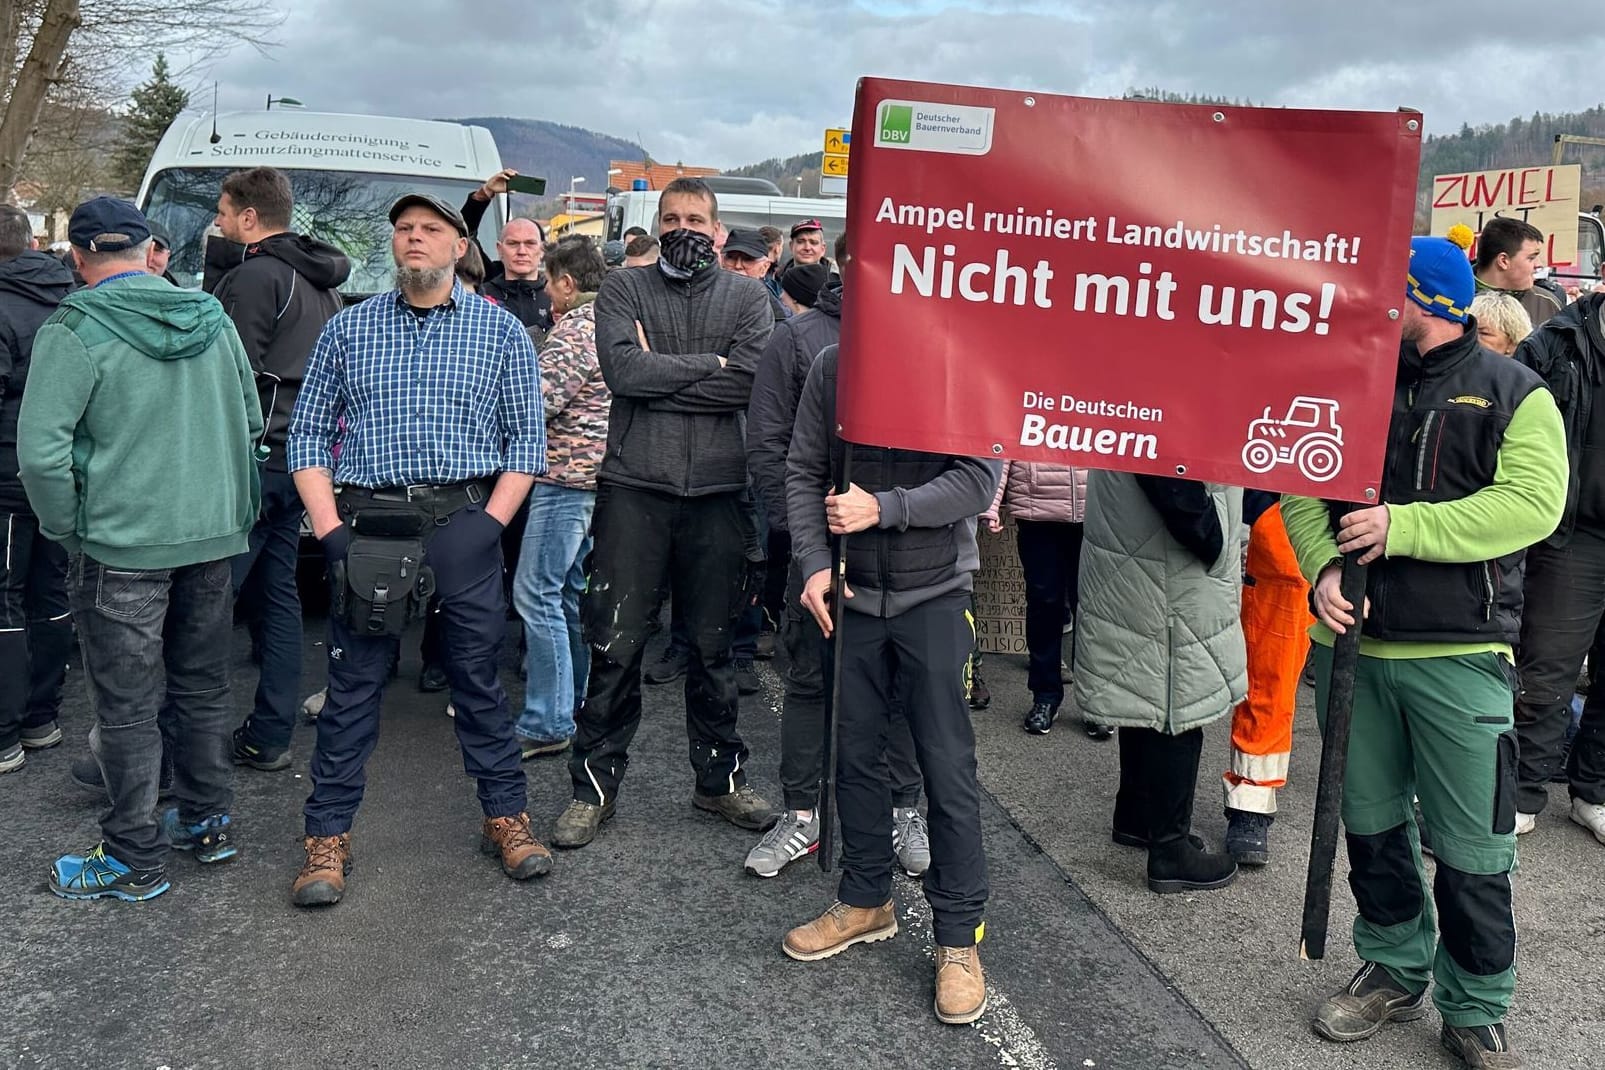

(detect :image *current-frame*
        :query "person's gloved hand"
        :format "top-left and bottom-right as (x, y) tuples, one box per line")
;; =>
(320, 523), (351, 562)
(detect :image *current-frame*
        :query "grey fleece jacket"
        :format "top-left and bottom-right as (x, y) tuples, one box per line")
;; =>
(786, 351), (1000, 617)
(594, 262), (774, 496)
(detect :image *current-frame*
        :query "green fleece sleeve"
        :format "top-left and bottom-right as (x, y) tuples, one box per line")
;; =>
(1280, 494), (1342, 584)
(1385, 390), (1567, 563)
(16, 324), (95, 549)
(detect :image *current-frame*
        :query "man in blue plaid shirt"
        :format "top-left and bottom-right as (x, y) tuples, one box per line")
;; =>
(284, 193), (550, 907)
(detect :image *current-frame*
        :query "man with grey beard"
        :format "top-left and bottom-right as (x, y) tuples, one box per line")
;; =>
(283, 193), (550, 907)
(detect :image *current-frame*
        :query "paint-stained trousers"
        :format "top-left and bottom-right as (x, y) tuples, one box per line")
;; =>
(1223, 504), (1312, 813)
(569, 485), (751, 804)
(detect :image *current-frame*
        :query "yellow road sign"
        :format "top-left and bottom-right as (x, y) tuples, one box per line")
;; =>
(823, 128), (850, 155)
(822, 153), (849, 177)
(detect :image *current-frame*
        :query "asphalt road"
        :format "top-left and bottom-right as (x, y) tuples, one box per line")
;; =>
(2, 620), (1599, 1069)
(1, 620), (1239, 1070)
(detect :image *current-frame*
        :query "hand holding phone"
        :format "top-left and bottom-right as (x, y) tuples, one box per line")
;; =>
(505, 174), (548, 197)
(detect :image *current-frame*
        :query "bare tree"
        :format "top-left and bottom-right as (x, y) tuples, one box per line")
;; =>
(1, 0), (282, 198)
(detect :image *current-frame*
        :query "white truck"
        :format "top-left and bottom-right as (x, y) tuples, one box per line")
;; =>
(137, 109), (507, 296)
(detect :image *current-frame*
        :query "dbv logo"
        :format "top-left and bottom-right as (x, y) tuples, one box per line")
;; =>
(878, 104), (912, 144)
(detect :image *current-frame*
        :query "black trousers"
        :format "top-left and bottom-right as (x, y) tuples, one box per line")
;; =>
(1114, 726), (1205, 847)
(1515, 530), (1605, 810)
(779, 562), (920, 811)
(836, 590), (987, 948)
(569, 484), (750, 804)
(1015, 519), (1083, 704)
(0, 510), (72, 750)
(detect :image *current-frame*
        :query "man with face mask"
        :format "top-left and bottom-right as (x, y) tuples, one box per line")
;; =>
(553, 177), (778, 848)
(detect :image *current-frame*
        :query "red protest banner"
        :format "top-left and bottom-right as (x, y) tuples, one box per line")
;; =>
(837, 79), (1422, 502)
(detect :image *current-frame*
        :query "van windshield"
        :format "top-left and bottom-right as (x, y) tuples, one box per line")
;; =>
(143, 168), (498, 296)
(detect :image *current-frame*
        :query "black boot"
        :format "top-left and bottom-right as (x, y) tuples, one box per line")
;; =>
(1141, 727), (1237, 894)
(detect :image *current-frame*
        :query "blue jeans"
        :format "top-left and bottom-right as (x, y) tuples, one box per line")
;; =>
(512, 483), (594, 743)
(230, 468), (305, 751)
(73, 555), (235, 870)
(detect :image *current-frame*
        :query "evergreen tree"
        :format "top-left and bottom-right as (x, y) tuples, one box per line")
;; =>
(112, 54), (190, 192)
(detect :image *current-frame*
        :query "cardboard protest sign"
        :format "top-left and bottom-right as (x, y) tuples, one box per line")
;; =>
(837, 79), (1422, 503)
(1430, 164), (1581, 271)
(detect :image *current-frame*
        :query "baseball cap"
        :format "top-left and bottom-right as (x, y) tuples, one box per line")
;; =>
(388, 193), (470, 237)
(790, 218), (824, 239)
(721, 228), (769, 261)
(68, 196), (151, 252)
(146, 220), (172, 251)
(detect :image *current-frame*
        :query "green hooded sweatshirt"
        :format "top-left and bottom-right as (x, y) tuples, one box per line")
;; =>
(18, 273), (263, 569)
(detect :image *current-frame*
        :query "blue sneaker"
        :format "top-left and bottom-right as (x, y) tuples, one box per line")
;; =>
(161, 809), (239, 864)
(50, 844), (169, 902)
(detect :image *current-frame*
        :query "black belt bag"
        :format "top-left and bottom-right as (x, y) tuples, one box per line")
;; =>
(329, 480), (491, 637)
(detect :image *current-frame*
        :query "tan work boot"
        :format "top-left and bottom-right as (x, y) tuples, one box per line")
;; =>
(481, 812), (554, 880)
(292, 833), (351, 908)
(934, 944), (987, 1024)
(783, 900), (897, 961)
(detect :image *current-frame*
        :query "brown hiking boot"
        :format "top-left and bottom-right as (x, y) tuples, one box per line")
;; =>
(481, 812), (553, 880)
(934, 944), (987, 1024)
(782, 900), (897, 962)
(292, 834), (351, 908)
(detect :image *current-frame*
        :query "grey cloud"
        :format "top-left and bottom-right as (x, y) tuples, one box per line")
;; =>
(200, 0), (1605, 168)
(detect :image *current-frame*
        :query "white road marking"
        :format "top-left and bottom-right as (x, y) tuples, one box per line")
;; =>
(897, 886), (1060, 1070)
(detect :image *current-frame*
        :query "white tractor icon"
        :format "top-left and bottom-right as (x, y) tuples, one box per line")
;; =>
(1242, 396), (1345, 483)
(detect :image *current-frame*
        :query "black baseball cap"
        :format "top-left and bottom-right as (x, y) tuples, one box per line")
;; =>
(388, 193), (469, 237)
(68, 196), (151, 252)
(721, 228), (769, 261)
(790, 218), (824, 238)
(146, 220), (172, 251)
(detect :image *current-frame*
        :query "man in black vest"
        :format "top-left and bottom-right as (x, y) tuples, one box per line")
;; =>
(1283, 237), (1567, 1070)
(781, 342), (999, 1027)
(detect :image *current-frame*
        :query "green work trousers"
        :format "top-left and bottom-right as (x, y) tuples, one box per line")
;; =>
(1313, 646), (1518, 1027)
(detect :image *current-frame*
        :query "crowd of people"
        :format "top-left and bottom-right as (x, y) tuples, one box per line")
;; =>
(1, 167), (1602, 1064)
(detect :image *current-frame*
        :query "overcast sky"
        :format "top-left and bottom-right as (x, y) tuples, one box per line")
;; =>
(198, 0), (1605, 169)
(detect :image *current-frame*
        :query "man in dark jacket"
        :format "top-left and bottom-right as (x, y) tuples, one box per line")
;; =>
(0, 205), (76, 774)
(740, 282), (930, 879)
(461, 169), (553, 333)
(552, 177), (777, 848)
(781, 342), (999, 1026)
(212, 166), (351, 772)
(1512, 290), (1605, 845)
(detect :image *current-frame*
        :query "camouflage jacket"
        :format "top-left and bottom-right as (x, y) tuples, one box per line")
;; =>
(534, 295), (610, 489)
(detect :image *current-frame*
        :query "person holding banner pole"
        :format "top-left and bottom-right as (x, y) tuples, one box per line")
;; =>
(1282, 237), (1566, 1069)
(781, 343), (999, 1027)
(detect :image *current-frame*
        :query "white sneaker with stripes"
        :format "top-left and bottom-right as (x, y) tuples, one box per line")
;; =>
(744, 811), (820, 878)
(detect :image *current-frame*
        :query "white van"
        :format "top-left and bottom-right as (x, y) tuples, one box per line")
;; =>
(606, 185), (848, 255)
(137, 109), (506, 296)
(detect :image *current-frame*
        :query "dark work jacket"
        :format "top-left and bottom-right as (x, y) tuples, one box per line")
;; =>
(461, 192), (553, 333)
(210, 233), (351, 469)
(745, 283), (843, 532)
(594, 263), (773, 497)
(1330, 324), (1544, 644)
(1516, 292), (1605, 544)
(0, 251), (76, 511)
